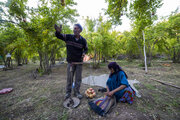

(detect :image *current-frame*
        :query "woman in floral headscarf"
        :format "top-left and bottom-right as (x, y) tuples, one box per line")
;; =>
(105, 62), (136, 104)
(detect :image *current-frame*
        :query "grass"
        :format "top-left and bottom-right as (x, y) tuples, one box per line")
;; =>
(0, 60), (180, 120)
(60, 110), (68, 120)
(143, 83), (156, 90)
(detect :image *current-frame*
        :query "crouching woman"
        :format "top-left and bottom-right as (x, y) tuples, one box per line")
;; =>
(105, 62), (136, 104)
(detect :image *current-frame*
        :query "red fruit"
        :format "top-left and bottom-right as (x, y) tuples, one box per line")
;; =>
(89, 88), (93, 91)
(87, 90), (91, 94)
(23, 19), (26, 22)
(152, 12), (155, 16)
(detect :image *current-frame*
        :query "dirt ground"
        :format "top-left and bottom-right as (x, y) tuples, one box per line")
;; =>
(0, 60), (180, 120)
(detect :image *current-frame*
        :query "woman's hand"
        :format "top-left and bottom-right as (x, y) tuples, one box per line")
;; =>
(105, 91), (114, 97)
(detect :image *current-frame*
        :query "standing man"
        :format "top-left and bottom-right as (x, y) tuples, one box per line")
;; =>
(54, 24), (88, 99)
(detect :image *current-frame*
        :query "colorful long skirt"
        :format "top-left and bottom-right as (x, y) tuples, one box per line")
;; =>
(119, 86), (136, 104)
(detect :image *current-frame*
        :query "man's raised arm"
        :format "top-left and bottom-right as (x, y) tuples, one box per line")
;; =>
(54, 24), (66, 41)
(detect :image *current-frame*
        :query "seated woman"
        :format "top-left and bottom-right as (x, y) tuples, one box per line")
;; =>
(105, 62), (136, 104)
(88, 62), (136, 116)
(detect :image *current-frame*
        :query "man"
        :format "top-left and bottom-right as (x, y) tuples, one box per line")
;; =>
(54, 24), (88, 99)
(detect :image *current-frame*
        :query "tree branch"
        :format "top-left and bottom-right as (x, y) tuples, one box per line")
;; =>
(151, 78), (180, 89)
(0, 20), (18, 25)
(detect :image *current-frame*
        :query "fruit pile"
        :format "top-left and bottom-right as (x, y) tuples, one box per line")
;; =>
(85, 88), (96, 99)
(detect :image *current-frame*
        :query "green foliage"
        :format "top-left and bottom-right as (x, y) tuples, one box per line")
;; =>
(83, 15), (117, 63)
(84, 16), (96, 32)
(105, 0), (128, 25)
(0, 0), (78, 72)
(130, 0), (162, 30)
(9, 0), (28, 19)
(144, 13), (180, 62)
(104, 0), (164, 66)
(0, 23), (27, 65)
(162, 13), (180, 62)
(121, 31), (140, 58)
(167, 13), (180, 38)
(0, 0), (179, 70)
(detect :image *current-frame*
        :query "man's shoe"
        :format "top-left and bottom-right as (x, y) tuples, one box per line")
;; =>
(64, 93), (71, 100)
(75, 93), (83, 99)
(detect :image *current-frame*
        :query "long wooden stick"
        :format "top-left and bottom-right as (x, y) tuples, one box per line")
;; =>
(71, 62), (83, 65)
(142, 30), (148, 73)
(151, 78), (180, 89)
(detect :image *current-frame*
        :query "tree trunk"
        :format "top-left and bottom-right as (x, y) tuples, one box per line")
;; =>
(3, 55), (10, 70)
(102, 56), (107, 63)
(148, 39), (158, 66)
(38, 51), (51, 74)
(2, 57), (7, 68)
(93, 49), (97, 68)
(50, 48), (56, 66)
(172, 36), (180, 63)
(135, 37), (143, 59)
(15, 50), (22, 66)
(7, 58), (11, 67)
(51, 57), (55, 65)
(38, 51), (43, 70)
(17, 55), (21, 66)
(172, 47), (177, 63)
(25, 58), (28, 64)
(98, 50), (101, 64)
(43, 53), (51, 74)
(142, 30), (147, 73)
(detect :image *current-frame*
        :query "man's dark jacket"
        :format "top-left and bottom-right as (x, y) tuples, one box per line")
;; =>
(55, 31), (88, 63)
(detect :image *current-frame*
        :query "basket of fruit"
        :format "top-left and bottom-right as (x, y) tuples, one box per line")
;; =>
(85, 88), (96, 99)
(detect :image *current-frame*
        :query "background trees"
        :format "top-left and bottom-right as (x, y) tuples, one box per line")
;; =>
(0, 0), (179, 72)
(1, 0), (78, 73)
(0, 23), (26, 68)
